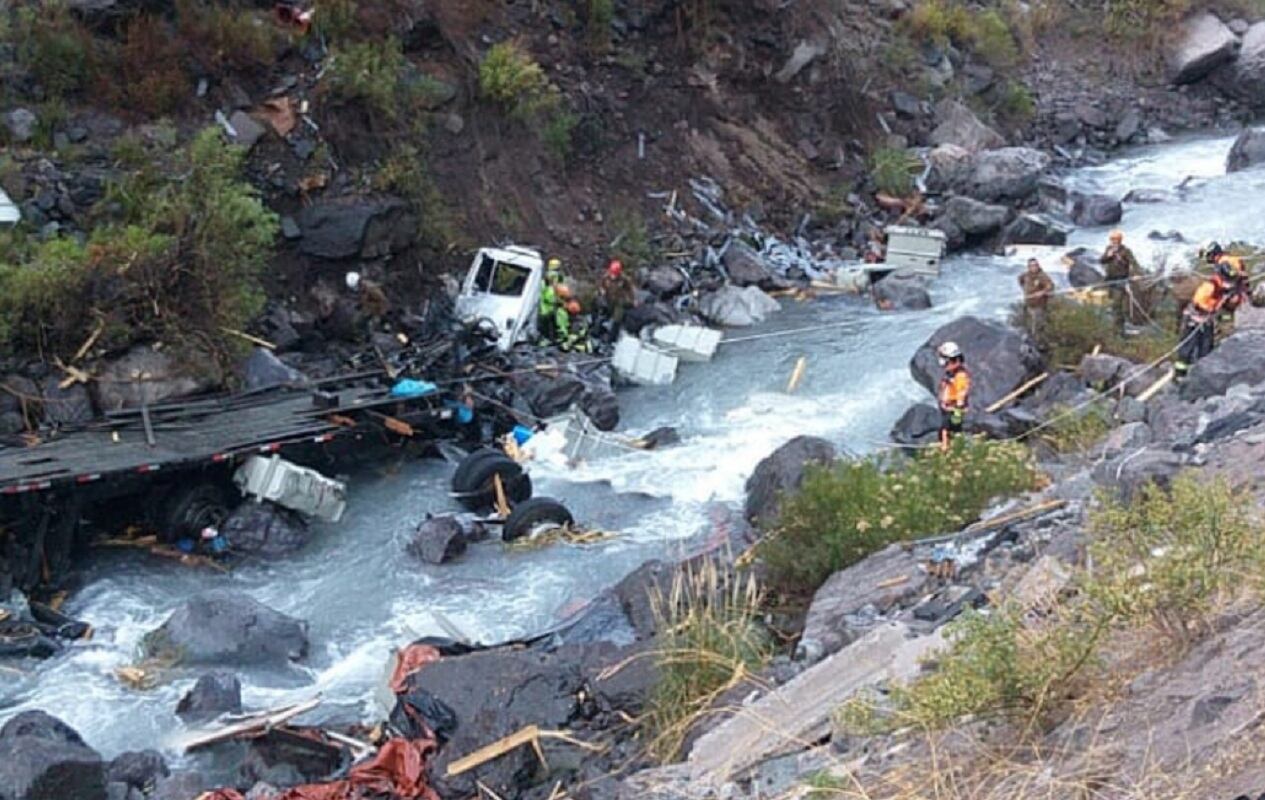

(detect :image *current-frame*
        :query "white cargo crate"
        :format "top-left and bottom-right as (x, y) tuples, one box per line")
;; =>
(652, 325), (722, 363)
(612, 334), (679, 386)
(883, 225), (947, 277)
(233, 455), (348, 523)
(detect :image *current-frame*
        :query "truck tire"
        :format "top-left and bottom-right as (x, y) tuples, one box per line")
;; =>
(450, 448), (504, 491)
(159, 482), (232, 541)
(451, 452), (532, 511)
(501, 497), (574, 542)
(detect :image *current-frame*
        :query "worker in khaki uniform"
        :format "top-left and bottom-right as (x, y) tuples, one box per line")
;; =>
(1017, 258), (1055, 343)
(1174, 259), (1235, 381)
(598, 259), (637, 342)
(1100, 230), (1141, 335)
(937, 341), (971, 452)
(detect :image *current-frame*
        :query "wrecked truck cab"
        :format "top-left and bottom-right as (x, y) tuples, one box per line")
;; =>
(455, 246), (545, 352)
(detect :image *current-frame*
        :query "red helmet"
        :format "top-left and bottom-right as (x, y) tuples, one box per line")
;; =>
(566, 300), (582, 315)
(607, 259), (623, 277)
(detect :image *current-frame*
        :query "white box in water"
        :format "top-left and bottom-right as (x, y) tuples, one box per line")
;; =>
(613, 334), (679, 386)
(652, 325), (722, 363)
(884, 225), (947, 277)
(546, 408), (632, 463)
(234, 455), (348, 523)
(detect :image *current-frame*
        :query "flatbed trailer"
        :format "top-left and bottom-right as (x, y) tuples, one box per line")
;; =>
(0, 375), (463, 594)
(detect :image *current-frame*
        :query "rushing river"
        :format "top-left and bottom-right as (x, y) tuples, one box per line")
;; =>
(1, 133), (1260, 762)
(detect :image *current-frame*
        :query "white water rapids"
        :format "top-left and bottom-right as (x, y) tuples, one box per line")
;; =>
(1, 132), (1261, 764)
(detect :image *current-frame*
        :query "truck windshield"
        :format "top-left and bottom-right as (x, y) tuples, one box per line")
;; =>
(473, 257), (531, 296)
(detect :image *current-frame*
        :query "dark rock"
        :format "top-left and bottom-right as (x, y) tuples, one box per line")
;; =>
(721, 241), (775, 288)
(890, 402), (942, 446)
(930, 99), (1004, 152)
(106, 751), (168, 792)
(1147, 396), (1202, 445)
(1123, 188), (1175, 204)
(911, 316), (1043, 409)
(581, 384), (620, 431)
(622, 301), (681, 335)
(924, 144), (973, 194)
(3, 109), (37, 143)
(1070, 193), (1124, 227)
(643, 266), (686, 297)
(1074, 101), (1109, 130)
(962, 63), (995, 95)
(149, 772), (205, 800)
(221, 503), (310, 557)
(1115, 109), (1143, 143)
(1099, 421), (1152, 458)
(143, 591), (308, 666)
(1217, 22), (1265, 104)
(1080, 353), (1132, 390)
(1029, 371), (1090, 413)
(0, 712), (86, 746)
(240, 347), (310, 392)
(965, 147), (1051, 202)
(0, 412), (24, 435)
(1181, 330), (1265, 400)
(1001, 213), (1070, 246)
(239, 730), (345, 787)
(92, 346), (212, 412)
(106, 782), (142, 800)
(889, 90), (922, 119)
(0, 734), (106, 800)
(409, 516), (468, 564)
(941, 196), (1008, 237)
(744, 436), (837, 525)
(872, 270), (932, 310)
(1116, 395), (1148, 424)
(176, 672), (243, 721)
(296, 198), (416, 260)
(280, 216), (301, 240)
(1167, 12), (1238, 85)
(1226, 127), (1265, 173)
(38, 376), (93, 425)
(1092, 448), (1184, 499)
(228, 111), (267, 150)
(1066, 248), (1105, 288)
(797, 544), (928, 662)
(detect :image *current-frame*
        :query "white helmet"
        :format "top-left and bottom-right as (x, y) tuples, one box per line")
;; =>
(345, 271), (362, 291)
(937, 341), (962, 360)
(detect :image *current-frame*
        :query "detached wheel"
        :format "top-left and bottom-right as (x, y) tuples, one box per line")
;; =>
(502, 497), (574, 542)
(160, 482), (232, 541)
(451, 451), (532, 511)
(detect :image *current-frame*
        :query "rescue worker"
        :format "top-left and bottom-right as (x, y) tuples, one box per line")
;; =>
(345, 271), (390, 320)
(937, 341), (971, 452)
(1202, 241), (1250, 342)
(557, 298), (590, 352)
(1017, 258), (1055, 342)
(1174, 258), (1236, 380)
(538, 259), (565, 343)
(1099, 230), (1140, 335)
(598, 259), (637, 342)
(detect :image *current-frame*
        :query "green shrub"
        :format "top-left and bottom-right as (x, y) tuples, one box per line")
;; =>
(970, 9), (1020, 67)
(541, 111), (578, 164)
(1038, 404), (1113, 453)
(869, 147), (920, 197)
(0, 236), (93, 356)
(114, 15), (189, 117)
(315, 0), (359, 42)
(646, 561), (771, 762)
(997, 80), (1035, 123)
(479, 41), (557, 118)
(587, 0), (615, 51)
(1104, 0), (1190, 40)
(902, 1), (1022, 67)
(1087, 474), (1265, 640)
(761, 439), (1040, 594)
(15, 2), (109, 98)
(1024, 297), (1177, 368)
(176, 0), (278, 73)
(372, 144), (456, 251)
(324, 37), (414, 120)
(608, 207), (658, 270)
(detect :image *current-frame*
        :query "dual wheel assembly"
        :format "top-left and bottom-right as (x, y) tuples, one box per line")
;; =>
(449, 448), (573, 541)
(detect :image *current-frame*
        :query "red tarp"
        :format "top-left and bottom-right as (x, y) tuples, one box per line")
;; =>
(389, 644), (441, 693)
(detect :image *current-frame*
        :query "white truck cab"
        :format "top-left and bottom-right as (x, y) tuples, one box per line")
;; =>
(455, 246), (545, 352)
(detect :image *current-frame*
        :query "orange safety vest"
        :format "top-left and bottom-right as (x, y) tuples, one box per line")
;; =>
(939, 364), (970, 410)
(1190, 277), (1227, 316)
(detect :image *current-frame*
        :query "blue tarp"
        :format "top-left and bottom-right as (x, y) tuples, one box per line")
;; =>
(390, 379), (438, 399)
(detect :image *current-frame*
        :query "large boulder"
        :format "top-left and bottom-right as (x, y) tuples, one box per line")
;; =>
(721, 241), (775, 288)
(175, 672), (243, 722)
(0, 713), (105, 800)
(1167, 12), (1238, 85)
(515, 369), (620, 431)
(890, 402), (942, 446)
(697, 285), (780, 328)
(106, 751), (168, 792)
(940, 196), (1009, 237)
(1001, 213), (1070, 246)
(92, 346), (213, 411)
(1226, 127), (1265, 173)
(911, 316), (1043, 409)
(408, 516), (468, 564)
(295, 198), (415, 260)
(1092, 447), (1185, 500)
(643, 266), (686, 297)
(964, 147), (1051, 202)
(1181, 329), (1265, 400)
(40, 377), (93, 425)
(240, 348), (310, 393)
(744, 436), (837, 525)
(1066, 248), (1105, 288)
(1217, 21), (1265, 103)
(220, 503), (311, 557)
(1070, 193), (1124, 227)
(872, 270), (932, 310)
(929, 99), (1004, 153)
(923, 143), (975, 194)
(142, 591), (309, 666)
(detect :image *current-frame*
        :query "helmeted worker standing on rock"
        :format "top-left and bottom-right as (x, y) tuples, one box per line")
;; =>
(598, 259), (637, 342)
(1175, 258), (1236, 381)
(1201, 241), (1250, 343)
(1018, 258), (1054, 342)
(1100, 230), (1141, 335)
(937, 341), (971, 452)
(538, 258), (566, 343)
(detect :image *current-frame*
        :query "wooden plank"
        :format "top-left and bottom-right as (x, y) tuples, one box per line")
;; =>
(179, 696), (322, 752)
(1136, 368), (1175, 403)
(985, 372), (1049, 414)
(446, 725), (542, 777)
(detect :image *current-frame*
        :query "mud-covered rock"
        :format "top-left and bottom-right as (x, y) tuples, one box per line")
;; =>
(143, 591), (308, 666)
(408, 516), (468, 564)
(744, 436), (837, 525)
